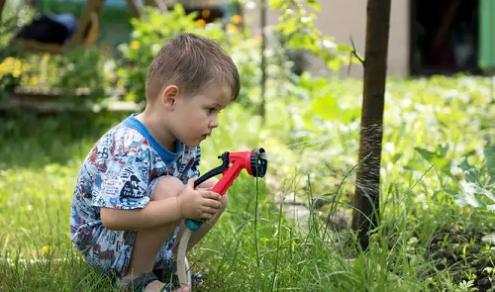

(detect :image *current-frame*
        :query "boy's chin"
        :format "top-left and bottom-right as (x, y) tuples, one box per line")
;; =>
(182, 139), (202, 148)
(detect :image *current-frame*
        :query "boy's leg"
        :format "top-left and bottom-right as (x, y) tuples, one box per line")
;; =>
(121, 176), (184, 285)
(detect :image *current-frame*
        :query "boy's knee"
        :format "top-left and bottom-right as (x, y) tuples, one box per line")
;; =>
(151, 176), (184, 201)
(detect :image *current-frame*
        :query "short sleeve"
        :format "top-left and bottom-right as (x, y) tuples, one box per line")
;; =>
(189, 146), (201, 178)
(177, 146), (201, 183)
(90, 139), (151, 210)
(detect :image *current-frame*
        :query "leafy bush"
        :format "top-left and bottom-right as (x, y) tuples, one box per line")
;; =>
(0, 2), (113, 100)
(0, 1), (35, 51)
(270, 0), (352, 71)
(453, 142), (495, 213)
(3, 49), (113, 100)
(2, 76), (495, 290)
(0, 57), (24, 100)
(116, 3), (350, 111)
(116, 5), (228, 102)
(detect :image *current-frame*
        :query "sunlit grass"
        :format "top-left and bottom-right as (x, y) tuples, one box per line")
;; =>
(1, 76), (495, 291)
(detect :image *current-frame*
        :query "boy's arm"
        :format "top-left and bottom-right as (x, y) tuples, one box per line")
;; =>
(101, 178), (222, 231)
(100, 197), (181, 231)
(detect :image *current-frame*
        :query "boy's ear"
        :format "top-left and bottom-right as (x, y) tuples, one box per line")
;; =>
(160, 85), (179, 109)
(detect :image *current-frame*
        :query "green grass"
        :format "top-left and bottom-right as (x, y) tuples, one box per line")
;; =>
(1, 76), (495, 291)
(0, 111), (123, 291)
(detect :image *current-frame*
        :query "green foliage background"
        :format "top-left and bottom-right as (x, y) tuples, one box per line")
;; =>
(2, 76), (495, 291)
(1, 2), (495, 291)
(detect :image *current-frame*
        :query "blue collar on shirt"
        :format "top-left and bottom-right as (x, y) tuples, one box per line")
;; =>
(123, 116), (183, 163)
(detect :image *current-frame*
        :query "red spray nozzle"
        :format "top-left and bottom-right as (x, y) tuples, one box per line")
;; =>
(193, 148), (267, 195)
(227, 148), (267, 177)
(187, 148), (267, 231)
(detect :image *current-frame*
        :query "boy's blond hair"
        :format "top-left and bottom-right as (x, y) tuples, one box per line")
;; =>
(146, 33), (240, 101)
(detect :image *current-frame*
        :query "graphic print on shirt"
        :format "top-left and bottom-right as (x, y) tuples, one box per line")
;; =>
(119, 174), (145, 199)
(70, 119), (202, 275)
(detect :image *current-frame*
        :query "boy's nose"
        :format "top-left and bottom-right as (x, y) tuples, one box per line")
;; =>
(209, 117), (218, 128)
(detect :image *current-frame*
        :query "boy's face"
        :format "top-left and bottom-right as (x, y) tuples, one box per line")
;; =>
(169, 81), (232, 147)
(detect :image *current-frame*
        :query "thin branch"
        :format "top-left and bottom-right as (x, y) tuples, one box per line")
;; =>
(350, 36), (364, 65)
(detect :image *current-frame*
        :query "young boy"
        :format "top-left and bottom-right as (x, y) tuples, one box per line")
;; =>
(70, 33), (240, 292)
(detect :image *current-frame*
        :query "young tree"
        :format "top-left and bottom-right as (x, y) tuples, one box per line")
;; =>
(0, 0), (5, 20)
(259, 0), (267, 120)
(352, 0), (391, 249)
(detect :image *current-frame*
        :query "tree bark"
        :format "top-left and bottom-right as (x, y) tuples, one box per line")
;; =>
(143, 0), (167, 13)
(0, 0), (5, 21)
(352, 0), (391, 249)
(259, 0), (267, 120)
(126, 0), (143, 18)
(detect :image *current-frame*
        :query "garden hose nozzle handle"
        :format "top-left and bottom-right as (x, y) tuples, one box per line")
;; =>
(185, 219), (203, 231)
(185, 148), (268, 231)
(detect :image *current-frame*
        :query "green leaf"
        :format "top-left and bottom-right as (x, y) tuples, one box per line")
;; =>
(307, 0), (321, 12)
(415, 145), (452, 175)
(415, 147), (436, 163)
(454, 195), (480, 207)
(464, 168), (481, 184)
(482, 233), (495, 245)
(484, 143), (495, 180)
(453, 179), (495, 211)
(458, 158), (473, 172)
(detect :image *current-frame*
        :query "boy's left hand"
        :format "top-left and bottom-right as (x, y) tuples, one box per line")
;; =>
(197, 177), (228, 211)
(199, 187), (228, 211)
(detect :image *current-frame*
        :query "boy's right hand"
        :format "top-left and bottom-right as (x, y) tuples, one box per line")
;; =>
(177, 178), (222, 220)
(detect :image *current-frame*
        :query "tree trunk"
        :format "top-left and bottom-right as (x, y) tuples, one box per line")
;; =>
(352, 0), (391, 249)
(259, 0), (267, 120)
(0, 0), (5, 21)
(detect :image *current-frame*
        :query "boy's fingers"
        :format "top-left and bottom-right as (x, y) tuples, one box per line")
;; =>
(201, 190), (221, 200)
(201, 206), (217, 215)
(196, 186), (212, 191)
(201, 212), (213, 220)
(203, 199), (222, 209)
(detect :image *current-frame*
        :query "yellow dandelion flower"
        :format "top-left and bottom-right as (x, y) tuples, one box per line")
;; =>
(201, 9), (210, 19)
(195, 19), (206, 27)
(0, 57), (24, 78)
(231, 15), (242, 24)
(41, 245), (50, 254)
(2, 57), (13, 66)
(0, 57), (13, 76)
(226, 24), (238, 33)
(130, 40), (140, 50)
(12, 68), (22, 78)
(12, 59), (23, 77)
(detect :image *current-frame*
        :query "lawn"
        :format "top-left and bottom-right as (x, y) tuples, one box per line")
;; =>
(1, 76), (495, 291)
